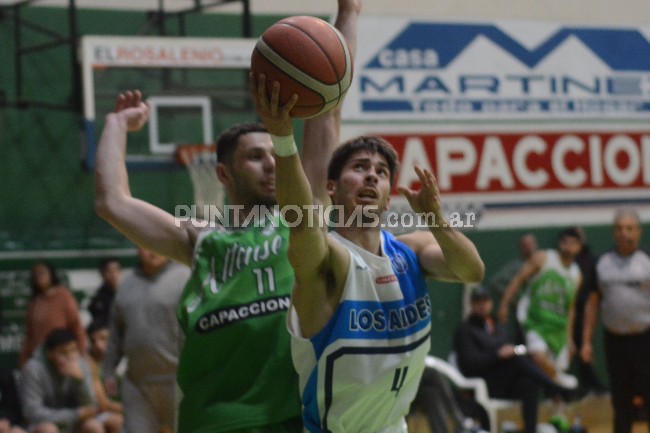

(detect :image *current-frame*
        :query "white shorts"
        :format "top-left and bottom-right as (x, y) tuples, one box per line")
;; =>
(525, 330), (570, 372)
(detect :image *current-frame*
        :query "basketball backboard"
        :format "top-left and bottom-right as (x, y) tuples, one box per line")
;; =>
(80, 35), (257, 170)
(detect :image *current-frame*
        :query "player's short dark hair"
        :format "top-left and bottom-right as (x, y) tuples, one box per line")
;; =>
(216, 122), (268, 167)
(558, 227), (582, 241)
(45, 328), (77, 351)
(327, 136), (399, 186)
(86, 318), (108, 337)
(98, 257), (120, 272)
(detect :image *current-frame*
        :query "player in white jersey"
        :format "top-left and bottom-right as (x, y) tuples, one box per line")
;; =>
(582, 209), (650, 433)
(251, 77), (484, 432)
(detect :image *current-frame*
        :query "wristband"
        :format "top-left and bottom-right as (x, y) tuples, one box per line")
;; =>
(270, 134), (298, 157)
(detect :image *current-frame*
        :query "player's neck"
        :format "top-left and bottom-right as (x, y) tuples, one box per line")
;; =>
(336, 225), (382, 256)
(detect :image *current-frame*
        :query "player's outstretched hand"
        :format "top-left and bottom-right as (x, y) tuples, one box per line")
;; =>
(250, 73), (297, 137)
(397, 166), (442, 216)
(113, 90), (150, 132)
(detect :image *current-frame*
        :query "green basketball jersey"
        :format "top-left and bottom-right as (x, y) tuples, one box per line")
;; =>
(176, 220), (301, 433)
(524, 249), (580, 354)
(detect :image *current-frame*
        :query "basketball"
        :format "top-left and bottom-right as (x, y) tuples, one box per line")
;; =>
(251, 15), (353, 119)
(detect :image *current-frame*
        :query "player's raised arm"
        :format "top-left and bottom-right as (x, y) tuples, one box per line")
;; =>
(250, 77), (329, 274)
(302, 0), (361, 206)
(94, 91), (196, 266)
(397, 166), (485, 283)
(251, 77), (349, 337)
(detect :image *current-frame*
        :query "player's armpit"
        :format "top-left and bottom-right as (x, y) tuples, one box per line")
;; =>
(289, 235), (350, 338)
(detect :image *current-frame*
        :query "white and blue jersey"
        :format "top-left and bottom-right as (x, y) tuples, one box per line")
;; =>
(288, 230), (432, 433)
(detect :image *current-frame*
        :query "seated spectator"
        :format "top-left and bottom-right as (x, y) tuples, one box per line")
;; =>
(0, 365), (26, 433)
(88, 259), (122, 324)
(20, 262), (86, 366)
(86, 320), (122, 433)
(455, 287), (571, 433)
(20, 328), (112, 433)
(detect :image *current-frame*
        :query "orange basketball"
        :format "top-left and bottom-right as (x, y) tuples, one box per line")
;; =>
(251, 15), (353, 119)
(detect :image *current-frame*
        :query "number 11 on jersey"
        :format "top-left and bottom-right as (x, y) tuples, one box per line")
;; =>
(253, 267), (276, 295)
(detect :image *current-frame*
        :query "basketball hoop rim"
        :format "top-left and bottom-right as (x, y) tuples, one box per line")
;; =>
(175, 143), (217, 166)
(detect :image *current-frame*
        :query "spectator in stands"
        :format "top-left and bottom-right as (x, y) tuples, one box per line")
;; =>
(0, 292), (24, 433)
(20, 328), (114, 433)
(87, 259), (122, 324)
(0, 365), (26, 433)
(486, 233), (538, 299)
(570, 226), (605, 396)
(498, 228), (582, 388)
(582, 209), (650, 433)
(455, 287), (571, 433)
(488, 233), (539, 344)
(85, 320), (122, 433)
(103, 247), (189, 433)
(19, 262), (85, 367)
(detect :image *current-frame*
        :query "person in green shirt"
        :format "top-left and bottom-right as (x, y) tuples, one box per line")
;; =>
(94, 2), (361, 432)
(498, 227), (582, 389)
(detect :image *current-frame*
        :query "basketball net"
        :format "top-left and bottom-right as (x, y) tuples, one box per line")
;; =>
(176, 144), (224, 220)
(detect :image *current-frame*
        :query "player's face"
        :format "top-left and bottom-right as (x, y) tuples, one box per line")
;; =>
(228, 132), (276, 208)
(557, 236), (581, 260)
(329, 150), (391, 219)
(613, 215), (641, 256)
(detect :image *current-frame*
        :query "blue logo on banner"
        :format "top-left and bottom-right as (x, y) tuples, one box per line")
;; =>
(356, 22), (650, 117)
(365, 23), (650, 71)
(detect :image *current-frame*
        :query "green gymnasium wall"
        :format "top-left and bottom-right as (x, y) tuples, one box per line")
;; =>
(1, 6), (648, 382)
(0, 7), (290, 258)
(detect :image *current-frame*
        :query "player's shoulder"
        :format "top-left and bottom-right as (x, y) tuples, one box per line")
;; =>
(193, 225), (228, 247)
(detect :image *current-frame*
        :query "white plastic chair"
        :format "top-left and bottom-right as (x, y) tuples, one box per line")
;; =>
(425, 355), (520, 433)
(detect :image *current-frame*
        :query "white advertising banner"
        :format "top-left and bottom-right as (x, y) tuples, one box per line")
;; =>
(343, 18), (650, 120)
(341, 18), (650, 229)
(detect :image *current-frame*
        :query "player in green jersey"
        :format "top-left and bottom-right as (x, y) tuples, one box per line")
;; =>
(498, 227), (583, 388)
(94, 2), (361, 432)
